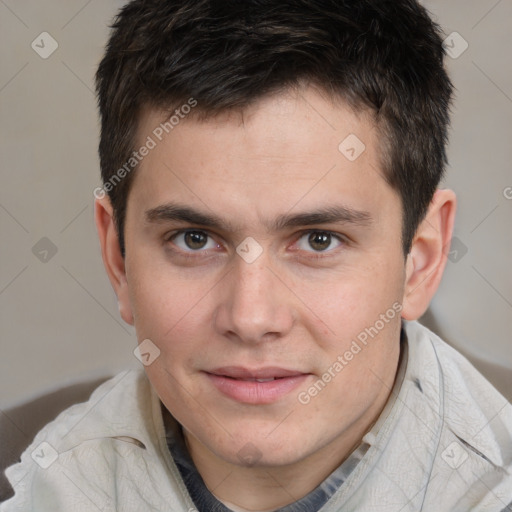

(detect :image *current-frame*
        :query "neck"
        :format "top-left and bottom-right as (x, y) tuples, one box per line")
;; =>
(183, 385), (394, 511)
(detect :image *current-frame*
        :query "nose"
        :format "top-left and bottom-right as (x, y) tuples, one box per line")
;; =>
(213, 255), (295, 345)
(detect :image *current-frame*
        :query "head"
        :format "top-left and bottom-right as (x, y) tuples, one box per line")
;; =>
(95, 0), (456, 479)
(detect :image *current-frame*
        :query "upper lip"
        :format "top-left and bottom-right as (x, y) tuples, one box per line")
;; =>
(207, 366), (308, 379)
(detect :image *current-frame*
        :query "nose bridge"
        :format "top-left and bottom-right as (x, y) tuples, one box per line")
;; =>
(236, 257), (272, 308)
(214, 252), (293, 343)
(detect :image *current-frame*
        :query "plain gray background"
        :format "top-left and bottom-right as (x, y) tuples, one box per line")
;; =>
(1, 0), (511, 409)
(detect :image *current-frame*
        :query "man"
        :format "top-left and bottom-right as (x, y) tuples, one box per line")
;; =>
(2, 0), (511, 510)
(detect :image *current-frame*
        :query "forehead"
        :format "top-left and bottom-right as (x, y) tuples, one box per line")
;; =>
(128, 86), (398, 227)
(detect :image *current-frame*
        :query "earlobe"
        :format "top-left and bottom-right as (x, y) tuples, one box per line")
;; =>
(401, 189), (457, 320)
(94, 197), (134, 325)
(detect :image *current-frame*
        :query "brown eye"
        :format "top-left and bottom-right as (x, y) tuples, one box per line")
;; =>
(183, 231), (208, 250)
(308, 232), (332, 251)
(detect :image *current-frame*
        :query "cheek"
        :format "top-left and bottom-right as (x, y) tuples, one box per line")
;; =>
(127, 258), (213, 351)
(295, 258), (404, 346)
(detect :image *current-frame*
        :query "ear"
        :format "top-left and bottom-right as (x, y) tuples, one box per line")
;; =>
(94, 196), (134, 325)
(401, 189), (457, 320)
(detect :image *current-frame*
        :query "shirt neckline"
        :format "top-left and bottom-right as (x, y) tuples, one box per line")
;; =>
(161, 328), (408, 512)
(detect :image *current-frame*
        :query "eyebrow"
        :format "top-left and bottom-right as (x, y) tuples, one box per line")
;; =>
(144, 203), (373, 232)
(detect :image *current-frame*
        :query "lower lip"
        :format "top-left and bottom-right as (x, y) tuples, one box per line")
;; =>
(206, 373), (310, 404)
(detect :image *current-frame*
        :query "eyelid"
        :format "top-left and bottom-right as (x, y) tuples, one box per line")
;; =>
(163, 228), (348, 259)
(291, 229), (347, 254)
(165, 228), (223, 253)
(165, 227), (214, 241)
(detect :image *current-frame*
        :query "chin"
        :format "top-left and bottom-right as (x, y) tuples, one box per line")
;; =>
(211, 430), (313, 468)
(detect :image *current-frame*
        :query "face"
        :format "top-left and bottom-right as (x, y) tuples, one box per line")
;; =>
(121, 86), (407, 468)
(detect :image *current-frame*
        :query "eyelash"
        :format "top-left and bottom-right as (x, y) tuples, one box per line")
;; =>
(164, 229), (347, 259)
(292, 230), (346, 257)
(164, 230), (221, 260)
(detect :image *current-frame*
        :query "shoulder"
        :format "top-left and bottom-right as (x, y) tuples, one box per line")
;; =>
(405, 320), (512, 451)
(1, 370), (189, 511)
(404, 321), (512, 507)
(406, 322), (511, 430)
